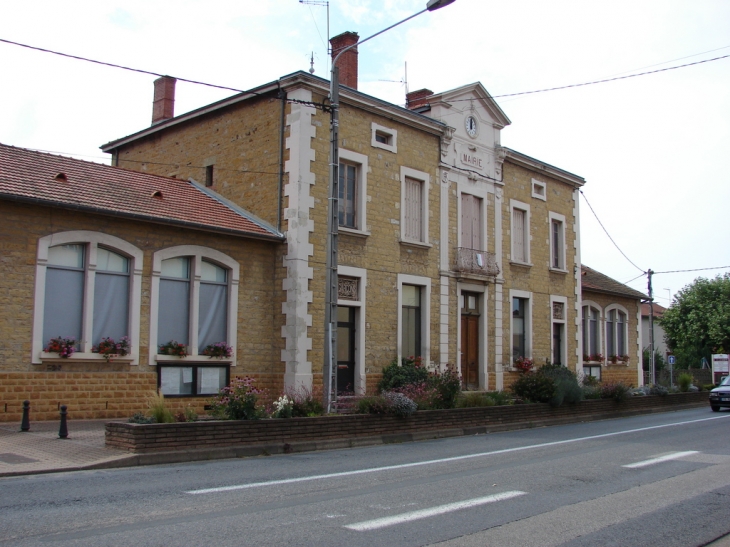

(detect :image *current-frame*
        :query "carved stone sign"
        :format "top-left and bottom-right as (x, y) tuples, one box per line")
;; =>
(338, 277), (358, 301)
(553, 302), (565, 321)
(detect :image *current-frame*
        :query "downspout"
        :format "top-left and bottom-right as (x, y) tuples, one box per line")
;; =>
(277, 84), (286, 231)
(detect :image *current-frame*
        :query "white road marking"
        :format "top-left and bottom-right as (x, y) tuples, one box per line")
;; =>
(186, 414), (728, 495)
(623, 451), (699, 468)
(344, 491), (526, 532)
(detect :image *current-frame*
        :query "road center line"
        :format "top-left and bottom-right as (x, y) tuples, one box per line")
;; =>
(623, 451), (699, 468)
(344, 491), (526, 532)
(186, 414), (728, 495)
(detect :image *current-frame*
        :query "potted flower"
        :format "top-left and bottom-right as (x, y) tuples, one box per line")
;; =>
(201, 342), (233, 359)
(92, 336), (131, 362)
(514, 356), (533, 373)
(159, 340), (188, 357)
(44, 336), (76, 358)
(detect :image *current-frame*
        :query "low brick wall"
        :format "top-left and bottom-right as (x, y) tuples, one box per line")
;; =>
(106, 392), (708, 453)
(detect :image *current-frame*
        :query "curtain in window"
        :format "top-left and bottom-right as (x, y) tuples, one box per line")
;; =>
(606, 310), (615, 355)
(198, 283), (227, 352)
(93, 273), (130, 345)
(404, 177), (423, 241)
(401, 285), (421, 358)
(43, 267), (84, 345)
(512, 297), (526, 360)
(158, 278), (190, 346)
(339, 163), (357, 228)
(617, 312), (626, 354)
(552, 220), (562, 268)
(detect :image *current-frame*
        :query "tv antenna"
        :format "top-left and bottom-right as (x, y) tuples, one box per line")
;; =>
(299, 0), (330, 72)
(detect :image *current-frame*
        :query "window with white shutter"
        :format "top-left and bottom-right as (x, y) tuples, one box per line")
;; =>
(461, 194), (483, 250)
(404, 176), (423, 242)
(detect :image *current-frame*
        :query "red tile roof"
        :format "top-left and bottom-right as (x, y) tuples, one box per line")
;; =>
(581, 265), (647, 300)
(641, 302), (666, 317)
(0, 143), (283, 241)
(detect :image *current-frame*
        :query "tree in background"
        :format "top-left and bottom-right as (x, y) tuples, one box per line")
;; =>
(659, 274), (730, 368)
(642, 348), (666, 372)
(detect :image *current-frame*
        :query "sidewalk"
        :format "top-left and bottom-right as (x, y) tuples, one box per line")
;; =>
(0, 419), (132, 477)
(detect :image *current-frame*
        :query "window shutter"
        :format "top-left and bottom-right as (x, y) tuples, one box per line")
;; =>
(513, 209), (525, 262)
(404, 177), (422, 241)
(461, 194), (482, 250)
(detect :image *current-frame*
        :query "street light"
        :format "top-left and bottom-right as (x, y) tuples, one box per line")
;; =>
(323, 0), (457, 412)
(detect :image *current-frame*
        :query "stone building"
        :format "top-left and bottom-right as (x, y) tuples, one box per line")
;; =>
(0, 143), (283, 421)
(580, 265), (646, 385)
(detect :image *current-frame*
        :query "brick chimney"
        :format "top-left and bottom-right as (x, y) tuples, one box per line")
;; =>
(406, 89), (434, 110)
(152, 76), (176, 125)
(330, 32), (359, 89)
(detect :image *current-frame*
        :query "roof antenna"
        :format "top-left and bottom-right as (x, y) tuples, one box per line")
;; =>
(309, 51), (316, 74)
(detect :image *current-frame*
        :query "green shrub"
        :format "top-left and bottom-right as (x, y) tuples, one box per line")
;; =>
(356, 396), (391, 415)
(582, 385), (602, 400)
(677, 372), (693, 392)
(539, 363), (583, 406)
(510, 374), (556, 403)
(288, 387), (324, 417)
(600, 381), (631, 402)
(393, 382), (442, 410)
(484, 390), (513, 406)
(457, 393), (496, 408)
(147, 390), (174, 423)
(209, 376), (264, 420)
(378, 356), (429, 392)
(384, 392), (418, 417)
(649, 384), (669, 396)
(429, 365), (461, 409)
(128, 411), (155, 424)
(703, 383), (717, 391)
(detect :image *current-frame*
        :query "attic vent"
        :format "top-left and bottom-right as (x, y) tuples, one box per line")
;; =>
(151, 190), (163, 199)
(54, 173), (68, 182)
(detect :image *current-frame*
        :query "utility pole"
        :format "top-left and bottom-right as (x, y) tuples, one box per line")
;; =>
(647, 269), (656, 385)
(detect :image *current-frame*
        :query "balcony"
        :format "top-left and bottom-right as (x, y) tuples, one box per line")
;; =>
(454, 247), (499, 277)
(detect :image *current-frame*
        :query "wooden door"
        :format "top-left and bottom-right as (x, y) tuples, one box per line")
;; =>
(461, 315), (479, 390)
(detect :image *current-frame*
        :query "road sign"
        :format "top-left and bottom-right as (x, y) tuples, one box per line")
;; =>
(668, 355), (676, 366)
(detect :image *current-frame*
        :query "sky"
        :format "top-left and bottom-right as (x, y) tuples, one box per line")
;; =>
(1, 0), (729, 305)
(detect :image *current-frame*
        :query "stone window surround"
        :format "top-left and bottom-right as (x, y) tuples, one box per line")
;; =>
(550, 295), (568, 366)
(509, 289), (533, 369)
(509, 199), (531, 266)
(371, 122), (398, 153)
(337, 265), (367, 395)
(149, 245), (239, 366)
(400, 166), (431, 247)
(548, 211), (567, 272)
(32, 231), (143, 365)
(531, 178), (547, 201)
(338, 148), (369, 236)
(397, 273), (432, 366)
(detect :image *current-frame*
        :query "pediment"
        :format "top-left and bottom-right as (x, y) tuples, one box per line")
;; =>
(430, 82), (511, 130)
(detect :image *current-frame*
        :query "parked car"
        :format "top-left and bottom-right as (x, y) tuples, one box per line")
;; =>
(709, 376), (730, 411)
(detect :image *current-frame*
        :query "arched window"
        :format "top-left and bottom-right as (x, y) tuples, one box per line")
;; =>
(150, 246), (239, 364)
(581, 303), (602, 361)
(33, 232), (143, 363)
(606, 305), (629, 358)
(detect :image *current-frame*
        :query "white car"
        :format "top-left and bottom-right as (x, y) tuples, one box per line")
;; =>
(709, 376), (730, 411)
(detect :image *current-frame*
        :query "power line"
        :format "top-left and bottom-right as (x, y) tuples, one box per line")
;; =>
(580, 190), (645, 274)
(653, 266), (730, 275)
(0, 38), (328, 111)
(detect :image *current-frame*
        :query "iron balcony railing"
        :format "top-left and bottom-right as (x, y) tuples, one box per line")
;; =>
(454, 247), (499, 277)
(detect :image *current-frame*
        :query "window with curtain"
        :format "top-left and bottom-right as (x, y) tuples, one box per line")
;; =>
(158, 257), (191, 347)
(582, 306), (600, 358)
(401, 284), (422, 358)
(606, 309), (616, 356)
(512, 297), (528, 360)
(461, 193), (483, 251)
(198, 260), (228, 352)
(339, 162), (358, 229)
(43, 244), (131, 350)
(403, 177), (424, 242)
(512, 208), (527, 263)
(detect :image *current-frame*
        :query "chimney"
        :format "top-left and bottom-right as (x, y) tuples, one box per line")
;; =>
(152, 76), (176, 125)
(330, 32), (359, 90)
(406, 89), (434, 110)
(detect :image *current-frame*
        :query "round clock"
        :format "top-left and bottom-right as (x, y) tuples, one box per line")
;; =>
(465, 115), (478, 138)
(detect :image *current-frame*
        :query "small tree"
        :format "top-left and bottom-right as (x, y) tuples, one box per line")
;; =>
(659, 274), (730, 369)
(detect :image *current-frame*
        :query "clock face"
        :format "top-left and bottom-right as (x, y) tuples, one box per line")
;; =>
(465, 116), (478, 138)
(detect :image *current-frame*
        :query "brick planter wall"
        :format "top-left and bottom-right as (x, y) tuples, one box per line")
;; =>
(106, 392), (708, 453)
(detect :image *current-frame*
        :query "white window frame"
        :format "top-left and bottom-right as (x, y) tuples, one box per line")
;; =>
(337, 265), (367, 395)
(371, 122), (397, 153)
(32, 231), (143, 364)
(550, 295), (568, 366)
(397, 274), (431, 365)
(338, 148), (369, 236)
(548, 211), (567, 272)
(509, 289), (532, 366)
(509, 199), (531, 265)
(605, 304), (629, 359)
(581, 301), (603, 362)
(150, 245), (239, 365)
(400, 166), (431, 246)
(531, 179), (547, 201)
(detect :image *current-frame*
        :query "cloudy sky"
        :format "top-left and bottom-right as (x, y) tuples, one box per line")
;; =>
(1, 0), (729, 304)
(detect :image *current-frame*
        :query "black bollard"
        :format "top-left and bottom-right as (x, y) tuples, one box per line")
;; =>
(20, 400), (30, 432)
(58, 405), (68, 439)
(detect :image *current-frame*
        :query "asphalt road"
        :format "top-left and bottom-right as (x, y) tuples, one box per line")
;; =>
(1, 407), (729, 547)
